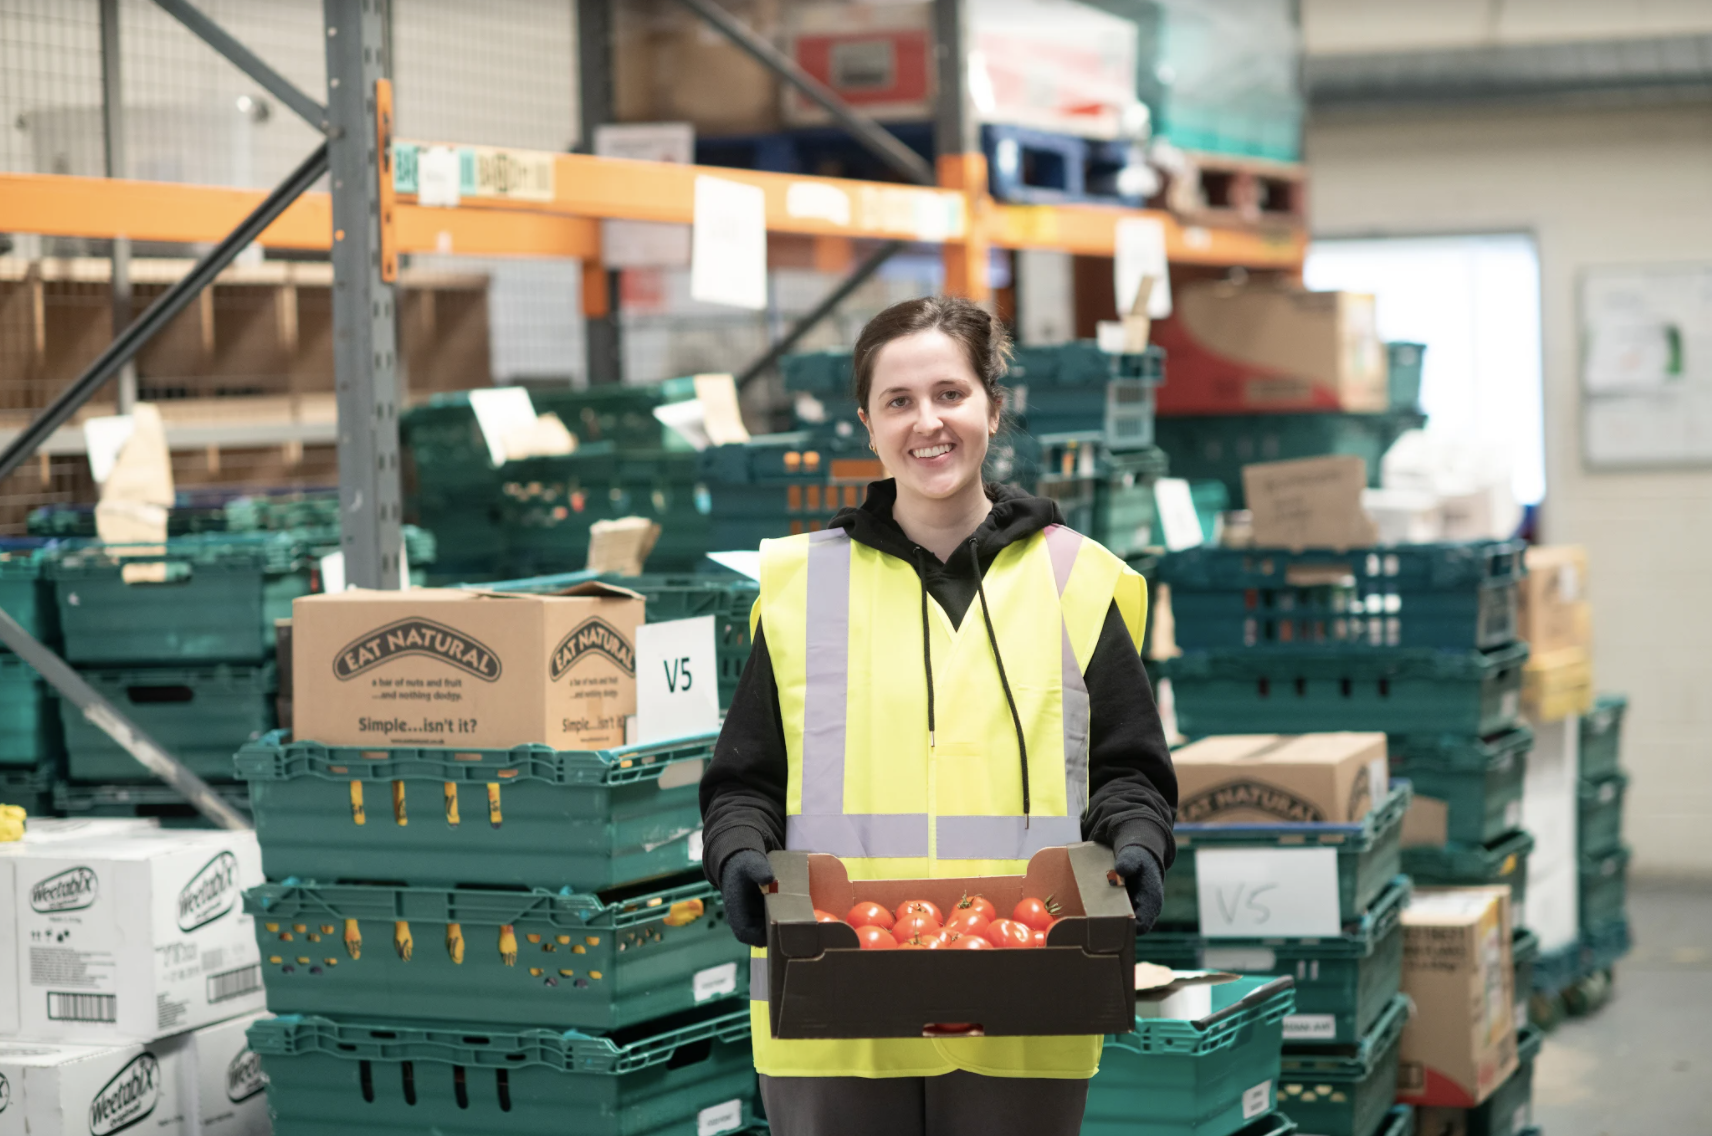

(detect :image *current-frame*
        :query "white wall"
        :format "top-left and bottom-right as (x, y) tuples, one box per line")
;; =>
(1306, 100), (1712, 876)
(1303, 0), (1712, 54)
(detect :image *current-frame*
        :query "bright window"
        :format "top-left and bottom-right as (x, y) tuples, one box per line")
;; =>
(1305, 233), (1545, 505)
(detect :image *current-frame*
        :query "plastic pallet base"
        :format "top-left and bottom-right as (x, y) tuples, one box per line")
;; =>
(248, 1005), (757, 1136)
(61, 663), (277, 782)
(1169, 643), (1528, 738)
(1278, 994), (1410, 1136)
(236, 732), (715, 891)
(246, 873), (747, 1031)
(1160, 785), (1409, 929)
(1391, 727), (1532, 847)
(1085, 976), (1294, 1136)
(1139, 877), (1409, 1049)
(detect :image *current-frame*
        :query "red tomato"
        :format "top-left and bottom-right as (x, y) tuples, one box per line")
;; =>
(954, 893), (998, 922)
(943, 909), (991, 938)
(983, 919), (1034, 949)
(894, 913), (942, 941)
(895, 899), (944, 924)
(846, 901), (896, 930)
(1012, 896), (1061, 933)
(1030, 928), (1048, 948)
(898, 934), (944, 950)
(942, 933), (993, 950)
(813, 910), (844, 924)
(855, 925), (898, 950)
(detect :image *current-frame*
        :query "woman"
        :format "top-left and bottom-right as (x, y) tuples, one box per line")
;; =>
(699, 296), (1177, 1136)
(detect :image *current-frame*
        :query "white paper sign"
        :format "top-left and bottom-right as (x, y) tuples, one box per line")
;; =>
(706, 551), (761, 580)
(692, 175), (768, 310)
(596, 123), (695, 268)
(418, 146), (461, 208)
(1242, 1081), (1272, 1120)
(83, 415), (138, 485)
(1196, 847), (1341, 938)
(466, 387), (538, 467)
(1282, 1014), (1336, 1041)
(1115, 215), (1172, 318)
(1154, 478), (1204, 551)
(698, 1099), (744, 1136)
(635, 616), (721, 743)
(693, 961), (738, 1003)
(688, 827), (704, 862)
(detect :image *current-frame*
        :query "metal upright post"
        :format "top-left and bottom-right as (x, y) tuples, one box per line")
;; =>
(932, 0), (991, 303)
(99, 0), (136, 412)
(324, 0), (402, 589)
(578, 0), (623, 386)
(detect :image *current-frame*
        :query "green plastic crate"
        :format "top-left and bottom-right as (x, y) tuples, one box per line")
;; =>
(1577, 694), (1625, 781)
(1387, 343), (1426, 410)
(0, 549), (54, 645)
(1085, 975), (1294, 1136)
(1421, 1025), (1542, 1136)
(1153, 410), (1425, 509)
(53, 780), (252, 828)
(1277, 993), (1410, 1136)
(1160, 541), (1523, 653)
(245, 874), (747, 1031)
(1139, 876), (1410, 1048)
(1169, 642), (1529, 737)
(473, 571), (758, 711)
(61, 663), (276, 782)
(1402, 829), (1533, 921)
(236, 731), (715, 890)
(224, 491), (341, 532)
(1510, 928), (1539, 1032)
(1579, 845), (1630, 930)
(247, 1005), (756, 1136)
(1577, 772), (1627, 858)
(1090, 447), (1169, 559)
(1161, 785), (1410, 929)
(0, 655), (52, 768)
(1377, 1106), (1416, 1136)
(1582, 916), (1631, 972)
(1390, 727), (1532, 847)
(0, 763), (55, 816)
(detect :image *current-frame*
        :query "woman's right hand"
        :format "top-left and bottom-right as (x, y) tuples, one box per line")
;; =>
(719, 849), (776, 948)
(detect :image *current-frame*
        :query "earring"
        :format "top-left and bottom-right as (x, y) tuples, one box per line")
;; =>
(868, 441), (876, 452)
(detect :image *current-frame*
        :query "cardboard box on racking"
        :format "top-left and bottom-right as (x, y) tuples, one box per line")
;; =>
(290, 583), (643, 750)
(0, 829), (264, 1044)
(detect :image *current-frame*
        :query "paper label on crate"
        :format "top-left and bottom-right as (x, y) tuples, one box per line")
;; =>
(698, 1098), (744, 1136)
(688, 828), (705, 863)
(691, 175), (768, 310)
(635, 617), (721, 744)
(1282, 1014), (1337, 1041)
(417, 146), (461, 208)
(1505, 798), (1523, 830)
(1195, 847), (1341, 938)
(1368, 758), (1390, 816)
(1501, 689), (1520, 724)
(1515, 997), (1528, 1034)
(694, 962), (738, 1004)
(1242, 1080), (1271, 1120)
(1154, 478), (1204, 551)
(1115, 215), (1172, 319)
(1202, 946), (1275, 972)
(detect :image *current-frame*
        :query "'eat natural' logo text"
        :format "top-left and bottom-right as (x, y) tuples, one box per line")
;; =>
(333, 618), (502, 682)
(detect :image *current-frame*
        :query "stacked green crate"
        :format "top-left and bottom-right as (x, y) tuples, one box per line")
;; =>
(0, 548), (60, 781)
(1577, 696), (1631, 959)
(236, 717), (757, 1134)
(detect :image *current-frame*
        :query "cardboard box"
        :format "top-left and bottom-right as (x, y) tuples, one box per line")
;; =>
(1522, 647), (1594, 723)
(1518, 546), (1590, 654)
(178, 1012), (270, 1136)
(784, 0), (1139, 139)
(0, 829), (264, 1043)
(762, 844), (1134, 1038)
(0, 1038), (188, 1136)
(1174, 733), (1391, 825)
(1397, 887), (1518, 1108)
(1520, 715), (1579, 951)
(1243, 456), (1380, 551)
(1154, 282), (1387, 415)
(615, 0), (784, 134)
(290, 583), (643, 750)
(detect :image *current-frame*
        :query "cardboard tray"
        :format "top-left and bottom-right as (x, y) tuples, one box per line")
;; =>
(763, 842), (1135, 1039)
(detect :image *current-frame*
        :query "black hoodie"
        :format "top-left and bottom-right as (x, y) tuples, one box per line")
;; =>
(698, 480), (1177, 888)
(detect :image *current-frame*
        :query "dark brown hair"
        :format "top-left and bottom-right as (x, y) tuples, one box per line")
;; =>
(852, 295), (1012, 415)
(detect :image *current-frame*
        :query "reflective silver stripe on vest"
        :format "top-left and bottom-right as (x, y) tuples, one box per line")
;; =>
(936, 814), (1083, 861)
(751, 956), (768, 1001)
(1043, 525), (1091, 817)
(786, 812), (930, 859)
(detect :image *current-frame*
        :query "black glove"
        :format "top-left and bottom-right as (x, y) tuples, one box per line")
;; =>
(718, 849), (775, 948)
(1114, 844), (1165, 935)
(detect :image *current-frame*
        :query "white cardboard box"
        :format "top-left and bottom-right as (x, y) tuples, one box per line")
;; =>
(0, 1038), (188, 1136)
(179, 1013), (270, 1136)
(0, 829), (264, 1043)
(1521, 714), (1581, 951)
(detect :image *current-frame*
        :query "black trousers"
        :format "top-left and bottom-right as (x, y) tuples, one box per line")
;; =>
(759, 1071), (1091, 1136)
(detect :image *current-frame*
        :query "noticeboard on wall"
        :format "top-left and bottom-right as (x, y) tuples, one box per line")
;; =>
(1582, 264), (1712, 468)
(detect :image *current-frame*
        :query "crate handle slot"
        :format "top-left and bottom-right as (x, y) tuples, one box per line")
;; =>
(125, 684), (195, 704)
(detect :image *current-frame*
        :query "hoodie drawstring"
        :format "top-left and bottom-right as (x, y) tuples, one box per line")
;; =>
(969, 537), (1032, 825)
(916, 548), (937, 750)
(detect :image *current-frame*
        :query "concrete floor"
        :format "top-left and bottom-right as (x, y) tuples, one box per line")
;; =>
(1531, 877), (1712, 1135)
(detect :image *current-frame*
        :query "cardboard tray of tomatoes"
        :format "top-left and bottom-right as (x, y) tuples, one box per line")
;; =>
(762, 842), (1136, 1039)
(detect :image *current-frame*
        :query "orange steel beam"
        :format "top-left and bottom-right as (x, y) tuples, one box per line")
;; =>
(990, 201), (1307, 268)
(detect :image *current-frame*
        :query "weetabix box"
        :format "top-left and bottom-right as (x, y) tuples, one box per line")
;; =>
(178, 1012), (270, 1136)
(0, 1039), (189, 1136)
(291, 583), (643, 750)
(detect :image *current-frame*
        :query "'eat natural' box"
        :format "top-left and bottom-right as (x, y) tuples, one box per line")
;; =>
(292, 584), (643, 750)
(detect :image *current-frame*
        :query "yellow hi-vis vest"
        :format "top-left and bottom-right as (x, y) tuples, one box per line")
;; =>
(749, 522), (1146, 1079)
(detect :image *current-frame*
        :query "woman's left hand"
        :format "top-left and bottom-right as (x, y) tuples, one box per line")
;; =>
(1113, 844), (1165, 935)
